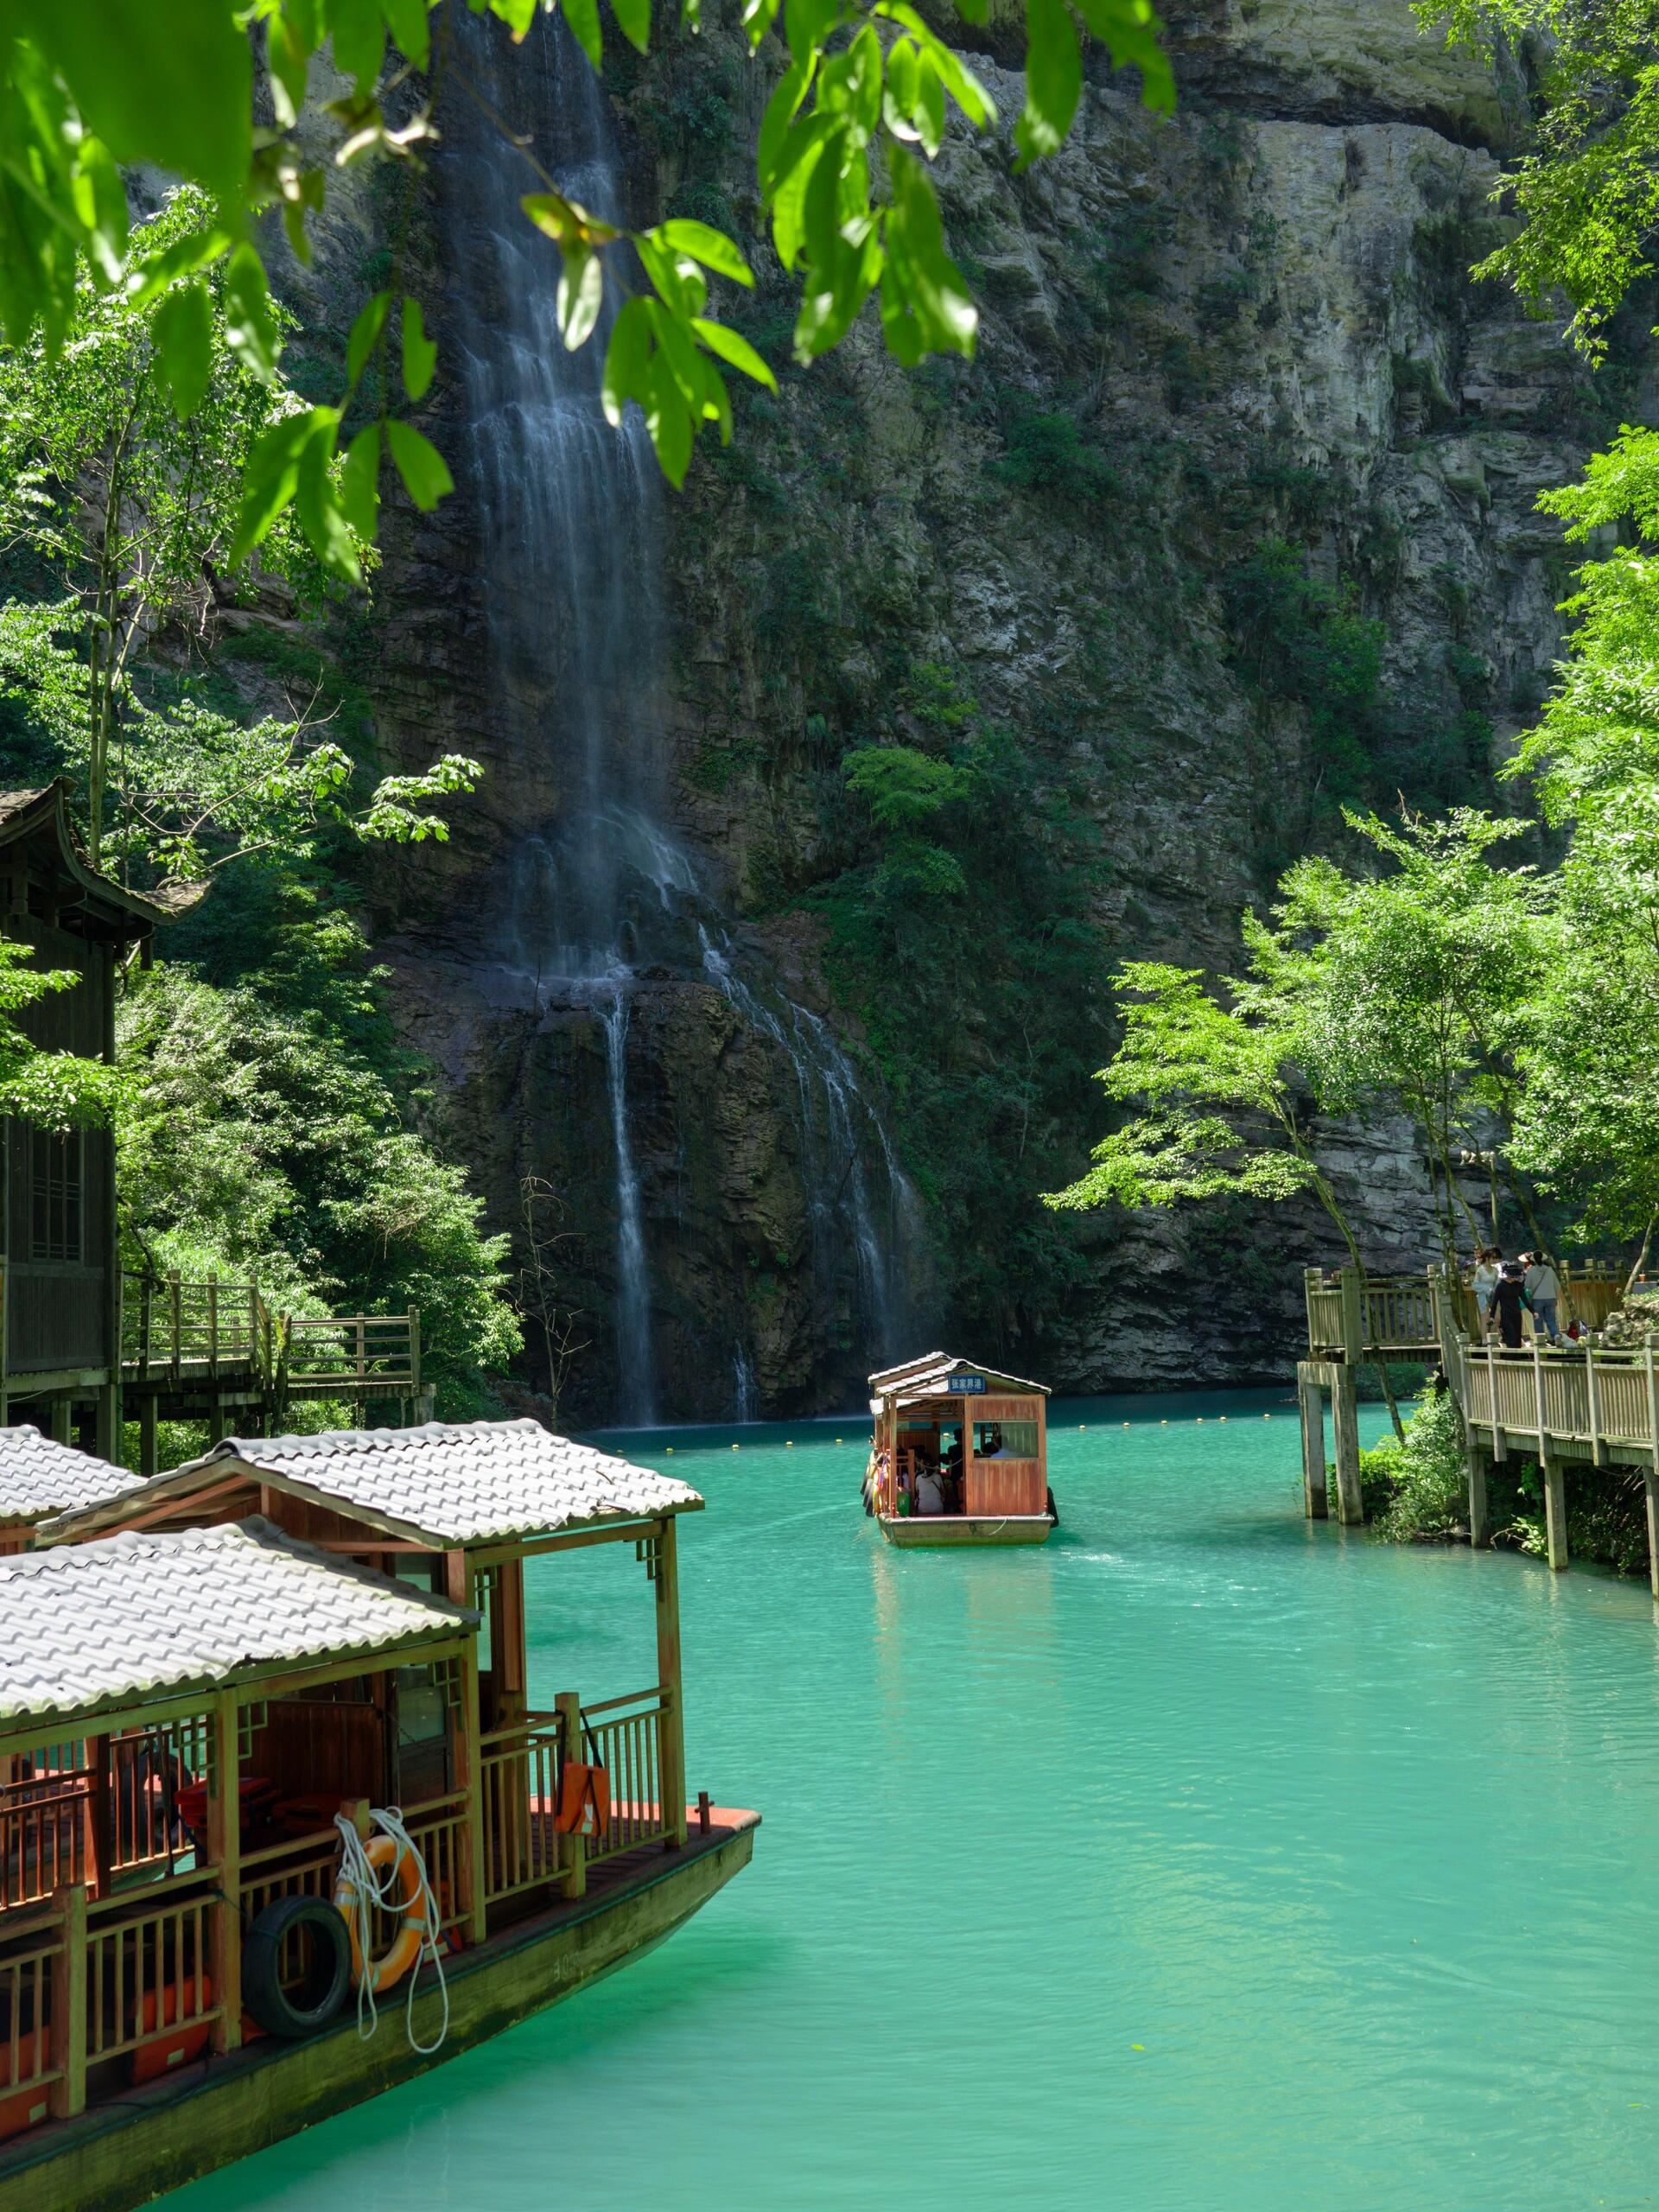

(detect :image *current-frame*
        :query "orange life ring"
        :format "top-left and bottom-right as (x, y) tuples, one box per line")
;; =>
(333, 1834), (426, 1993)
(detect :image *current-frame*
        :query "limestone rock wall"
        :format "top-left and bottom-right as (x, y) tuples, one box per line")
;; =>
(359, 1), (1610, 1414)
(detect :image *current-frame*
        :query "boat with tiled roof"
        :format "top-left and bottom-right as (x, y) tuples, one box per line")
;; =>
(863, 1354), (1058, 1546)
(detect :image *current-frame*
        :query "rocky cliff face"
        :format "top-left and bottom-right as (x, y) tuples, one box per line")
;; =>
(359, 0), (1611, 1417)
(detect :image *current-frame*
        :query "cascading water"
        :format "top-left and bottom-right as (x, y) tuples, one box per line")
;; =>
(732, 1345), (756, 1425)
(439, 11), (923, 1419)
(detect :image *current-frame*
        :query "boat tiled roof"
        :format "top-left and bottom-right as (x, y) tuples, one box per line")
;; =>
(868, 1353), (1050, 1400)
(0, 1425), (148, 1528)
(46, 1418), (702, 1549)
(0, 1519), (475, 1731)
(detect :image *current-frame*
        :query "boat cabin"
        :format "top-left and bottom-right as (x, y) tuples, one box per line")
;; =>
(0, 784), (181, 1453)
(45, 1418), (707, 1913)
(0, 1521), (474, 2139)
(866, 1353), (1053, 1547)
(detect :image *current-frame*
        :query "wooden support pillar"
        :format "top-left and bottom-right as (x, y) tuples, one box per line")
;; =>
(1332, 1363), (1363, 1527)
(46, 1395), (71, 1446)
(1644, 1470), (1659, 1603)
(207, 1691), (242, 2052)
(207, 1396), (229, 1448)
(138, 1393), (159, 1478)
(555, 1690), (586, 1899)
(654, 1518), (688, 1848)
(1542, 1456), (1568, 1573)
(1298, 1363), (1327, 1519)
(443, 1551), (490, 1947)
(48, 1883), (87, 2120)
(93, 1381), (118, 1463)
(1465, 1443), (1491, 1550)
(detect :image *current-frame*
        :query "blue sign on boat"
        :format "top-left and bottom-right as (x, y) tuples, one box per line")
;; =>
(948, 1375), (986, 1395)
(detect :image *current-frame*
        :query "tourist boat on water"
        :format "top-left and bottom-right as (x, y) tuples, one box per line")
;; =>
(0, 1419), (758, 2212)
(863, 1354), (1057, 1546)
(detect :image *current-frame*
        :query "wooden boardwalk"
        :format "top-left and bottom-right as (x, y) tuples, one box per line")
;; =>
(1298, 1262), (1659, 1591)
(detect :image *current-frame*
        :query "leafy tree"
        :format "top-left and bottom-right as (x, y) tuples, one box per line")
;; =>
(0, 0), (1173, 543)
(0, 939), (124, 1129)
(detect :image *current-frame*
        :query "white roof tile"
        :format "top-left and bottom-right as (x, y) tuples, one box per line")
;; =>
(0, 1519), (474, 1730)
(47, 1418), (701, 1548)
(0, 1425), (147, 1526)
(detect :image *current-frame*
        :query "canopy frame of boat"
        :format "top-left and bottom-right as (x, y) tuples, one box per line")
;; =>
(865, 1353), (1054, 1547)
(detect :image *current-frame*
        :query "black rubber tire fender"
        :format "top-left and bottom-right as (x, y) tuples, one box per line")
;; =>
(1046, 1487), (1059, 1526)
(242, 1895), (353, 2039)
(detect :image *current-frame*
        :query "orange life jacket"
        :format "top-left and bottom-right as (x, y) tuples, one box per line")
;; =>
(555, 1761), (610, 1838)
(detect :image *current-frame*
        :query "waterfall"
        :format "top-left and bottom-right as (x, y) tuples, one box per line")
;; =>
(732, 1344), (755, 1425)
(440, 12), (924, 1420)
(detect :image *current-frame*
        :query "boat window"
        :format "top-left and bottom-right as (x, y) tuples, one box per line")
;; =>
(974, 1420), (1039, 1458)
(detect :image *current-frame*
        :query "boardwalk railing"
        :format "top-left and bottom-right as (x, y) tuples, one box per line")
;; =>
(1306, 1263), (1627, 1363)
(120, 1274), (423, 1412)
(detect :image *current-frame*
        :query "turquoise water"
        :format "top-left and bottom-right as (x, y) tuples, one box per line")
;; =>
(168, 1390), (1659, 2211)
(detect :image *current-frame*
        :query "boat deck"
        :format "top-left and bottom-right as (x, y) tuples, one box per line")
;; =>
(877, 1513), (1053, 1547)
(0, 1808), (759, 2212)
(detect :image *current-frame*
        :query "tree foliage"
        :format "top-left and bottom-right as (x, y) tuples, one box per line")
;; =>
(0, 0), (1173, 528)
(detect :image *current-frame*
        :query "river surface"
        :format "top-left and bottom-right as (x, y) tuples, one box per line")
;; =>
(168, 1389), (1659, 2210)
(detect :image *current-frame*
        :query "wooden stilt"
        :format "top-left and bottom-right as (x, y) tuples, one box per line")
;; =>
(93, 1381), (118, 1463)
(47, 1396), (71, 1446)
(1542, 1456), (1568, 1572)
(1465, 1443), (1491, 1550)
(1332, 1363), (1363, 1526)
(1644, 1470), (1659, 1602)
(138, 1392), (159, 1478)
(1297, 1363), (1327, 1519)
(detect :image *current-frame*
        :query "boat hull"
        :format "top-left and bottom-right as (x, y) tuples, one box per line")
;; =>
(1, 1813), (759, 2212)
(876, 1514), (1053, 1547)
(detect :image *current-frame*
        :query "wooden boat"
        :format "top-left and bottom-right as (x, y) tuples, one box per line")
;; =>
(863, 1354), (1057, 1546)
(0, 1420), (758, 2212)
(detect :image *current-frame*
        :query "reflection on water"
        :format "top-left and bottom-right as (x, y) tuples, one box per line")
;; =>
(165, 1389), (1659, 2212)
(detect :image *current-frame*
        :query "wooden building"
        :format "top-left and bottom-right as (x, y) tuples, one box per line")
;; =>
(3, 1420), (759, 2210)
(0, 785), (174, 1452)
(865, 1353), (1055, 1546)
(0, 1427), (146, 1556)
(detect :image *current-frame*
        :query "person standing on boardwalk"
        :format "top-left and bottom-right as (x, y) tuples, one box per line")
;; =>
(1472, 1249), (1500, 1335)
(1524, 1253), (1561, 1343)
(1492, 1262), (1528, 1350)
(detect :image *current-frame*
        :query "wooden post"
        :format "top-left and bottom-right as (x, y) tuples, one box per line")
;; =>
(47, 1396), (70, 1446)
(88, 1733), (113, 1896)
(1643, 1471), (1659, 1603)
(1465, 1441), (1491, 1549)
(1532, 1339), (1549, 1465)
(1338, 1265), (1364, 1367)
(48, 1883), (87, 2120)
(1303, 1266), (1324, 1354)
(443, 1552), (490, 1946)
(1332, 1363), (1363, 1526)
(206, 1691), (242, 2052)
(1586, 1340), (1604, 1466)
(654, 1517), (687, 1848)
(93, 1381), (118, 1463)
(555, 1690), (585, 1899)
(138, 1393), (159, 1478)
(1297, 1363), (1327, 1519)
(1542, 1456), (1568, 1572)
(1646, 1340), (1659, 1476)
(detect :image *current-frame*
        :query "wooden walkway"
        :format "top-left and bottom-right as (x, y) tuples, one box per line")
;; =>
(1297, 1262), (1659, 1591)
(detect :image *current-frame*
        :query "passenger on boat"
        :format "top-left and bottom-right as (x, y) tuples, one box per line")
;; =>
(976, 1424), (1007, 1458)
(913, 1462), (949, 1515)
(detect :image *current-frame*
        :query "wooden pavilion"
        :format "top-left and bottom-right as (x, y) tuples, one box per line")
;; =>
(865, 1353), (1055, 1546)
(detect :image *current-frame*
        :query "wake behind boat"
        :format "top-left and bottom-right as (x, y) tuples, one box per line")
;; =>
(862, 1353), (1058, 1546)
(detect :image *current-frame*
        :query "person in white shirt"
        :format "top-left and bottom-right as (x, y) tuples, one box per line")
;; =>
(1523, 1254), (1560, 1342)
(1471, 1249), (1500, 1335)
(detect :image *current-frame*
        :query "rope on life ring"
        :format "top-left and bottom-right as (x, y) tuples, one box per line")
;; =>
(332, 1808), (450, 2054)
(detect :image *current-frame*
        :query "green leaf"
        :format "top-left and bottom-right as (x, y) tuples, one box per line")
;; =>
(223, 245), (281, 382)
(269, 12), (313, 126)
(556, 245), (604, 349)
(645, 297), (709, 416)
(641, 353), (692, 487)
(656, 219), (754, 288)
(340, 423), (381, 542)
(12, 0), (251, 199)
(770, 113), (836, 270)
(1016, 0), (1080, 166)
(386, 417), (454, 510)
(125, 226), (231, 310)
(294, 411), (361, 582)
(741, 0), (782, 50)
(232, 407), (335, 563)
(1072, 0), (1175, 113)
(610, 0), (652, 54)
(874, 3), (995, 126)
(881, 145), (976, 359)
(152, 279), (213, 420)
(346, 289), (391, 389)
(560, 0), (604, 64)
(402, 295), (436, 397)
(785, 0), (845, 66)
(602, 296), (652, 426)
(759, 58), (815, 190)
(487, 0), (539, 30)
(692, 317), (779, 391)
(327, 0), (385, 86)
(380, 0), (432, 65)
